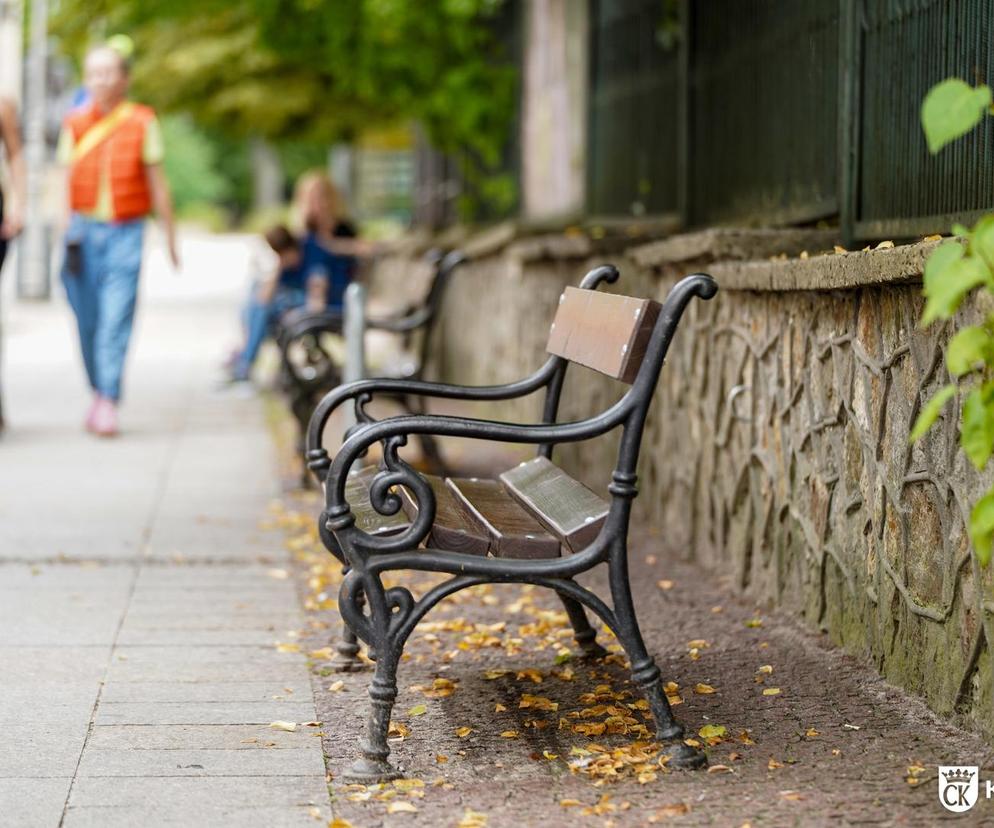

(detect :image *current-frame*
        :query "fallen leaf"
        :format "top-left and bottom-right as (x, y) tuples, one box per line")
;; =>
(833, 245), (848, 254)
(648, 803), (690, 822)
(559, 799), (582, 807)
(455, 726), (474, 738)
(757, 665), (773, 674)
(745, 618), (763, 628)
(276, 642), (301, 653)
(657, 580), (674, 591)
(699, 724), (727, 741)
(329, 819), (353, 828)
(542, 750), (559, 760)
(388, 721), (410, 738)
(408, 704), (427, 716)
(387, 801), (418, 814)
(923, 234), (943, 242)
(435, 754), (448, 763)
(805, 728), (820, 738)
(328, 680), (345, 692)
(694, 683), (717, 695)
(267, 568), (289, 579)
(269, 721), (296, 732)
(707, 764), (733, 774)
(875, 240), (895, 250)
(309, 647), (334, 660)
(500, 731), (519, 739)
(762, 688), (781, 696)
(458, 809), (488, 827)
(768, 757), (784, 769)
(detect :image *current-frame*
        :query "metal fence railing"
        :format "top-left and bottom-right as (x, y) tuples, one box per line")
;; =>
(586, 0), (994, 241)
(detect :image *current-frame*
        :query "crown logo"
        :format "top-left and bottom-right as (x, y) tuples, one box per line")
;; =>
(943, 768), (975, 784)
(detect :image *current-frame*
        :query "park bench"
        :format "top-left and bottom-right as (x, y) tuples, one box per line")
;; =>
(275, 249), (466, 483)
(305, 264), (717, 783)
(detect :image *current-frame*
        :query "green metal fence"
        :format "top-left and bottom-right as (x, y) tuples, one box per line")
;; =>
(587, 0), (681, 217)
(587, 0), (994, 240)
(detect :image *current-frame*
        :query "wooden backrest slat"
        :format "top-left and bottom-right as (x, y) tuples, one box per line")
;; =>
(545, 287), (661, 383)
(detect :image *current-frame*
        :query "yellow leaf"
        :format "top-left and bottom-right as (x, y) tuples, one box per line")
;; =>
(805, 728), (819, 738)
(309, 647), (334, 660)
(924, 234), (943, 242)
(559, 799), (582, 807)
(542, 750), (559, 760)
(688, 639), (710, 649)
(745, 618), (763, 628)
(833, 245), (847, 254)
(269, 721), (296, 732)
(494, 703), (506, 713)
(657, 580), (674, 591)
(387, 801), (418, 814)
(388, 721), (410, 738)
(780, 790), (804, 801)
(276, 642), (300, 653)
(694, 683), (717, 695)
(698, 724), (727, 740)
(762, 688), (781, 696)
(707, 764), (734, 774)
(455, 726), (474, 738)
(757, 665), (773, 674)
(768, 757), (783, 769)
(408, 704), (427, 716)
(435, 754), (448, 763)
(458, 809), (488, 828)
(328, 819), (354, 828)
(516, 668), (543, 684)
(500, 731), (519, 739)
(875, 240), (895, 250)
(328, 680), (345, 692)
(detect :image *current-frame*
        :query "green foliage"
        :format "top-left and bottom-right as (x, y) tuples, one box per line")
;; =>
(160, 114), (232, 212)
(909, 385), (956, 442)
(50, 0), (518, 217)
(921, 79), (992, 153)
(916, 78), (994, 567)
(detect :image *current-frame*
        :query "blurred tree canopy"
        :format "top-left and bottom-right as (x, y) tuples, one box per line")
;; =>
(50, 0), (517, 168)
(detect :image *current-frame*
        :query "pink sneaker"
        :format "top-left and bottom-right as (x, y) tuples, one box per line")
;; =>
(84, 397), (101, 433)
(91, 397), (119, 438)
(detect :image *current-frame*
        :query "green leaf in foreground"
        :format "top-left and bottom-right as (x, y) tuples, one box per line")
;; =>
(961, 385), (994, 469)
(921, 246), (988, 326)
(921, 79), (993, 153)
(968, 490), (994, 566)
(947, 326), (993, 376)
(910, 385), (956, 442)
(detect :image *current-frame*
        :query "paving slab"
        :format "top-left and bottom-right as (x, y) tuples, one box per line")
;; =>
(0, 232), (330, 826)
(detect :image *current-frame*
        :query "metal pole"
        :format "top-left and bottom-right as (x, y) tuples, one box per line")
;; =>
(18, 0), (49, 300)
(342, 282), (366, 432)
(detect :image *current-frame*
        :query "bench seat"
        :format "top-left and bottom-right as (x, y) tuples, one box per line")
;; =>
(346, 459), (609, 558)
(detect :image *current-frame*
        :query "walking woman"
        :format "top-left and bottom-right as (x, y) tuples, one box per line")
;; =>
(0, 95), (26, 434)
(58, 44), (178, 437)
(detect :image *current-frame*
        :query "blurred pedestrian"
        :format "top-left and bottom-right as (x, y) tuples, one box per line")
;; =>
(0, 95), (26, 435)
(292, 170), (359, 285)
(58, 44), (179, 437)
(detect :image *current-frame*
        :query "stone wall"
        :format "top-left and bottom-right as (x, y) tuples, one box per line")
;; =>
(373, 228), (994, 743)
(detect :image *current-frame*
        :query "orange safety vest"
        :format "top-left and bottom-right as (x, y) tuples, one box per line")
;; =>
(65, 102), (156, 221)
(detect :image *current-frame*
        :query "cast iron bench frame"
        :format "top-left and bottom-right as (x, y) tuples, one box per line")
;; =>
(275, 249), (466, 479)
(305, 264), (717, 783)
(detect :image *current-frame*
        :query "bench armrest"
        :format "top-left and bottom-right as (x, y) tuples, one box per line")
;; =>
(306, 362), (560, 479)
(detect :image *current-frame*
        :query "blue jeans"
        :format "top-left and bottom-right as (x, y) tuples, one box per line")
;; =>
(62, 216), (145, 402)
(234, 287), (306, 380)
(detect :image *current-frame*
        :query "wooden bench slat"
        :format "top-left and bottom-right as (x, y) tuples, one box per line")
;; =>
(398, 474), (491, 556)
(499, 457), (609, 553)
(546, 286), (661, 383)
(445, 477), (561, 559)
(346, 466), (409, 536)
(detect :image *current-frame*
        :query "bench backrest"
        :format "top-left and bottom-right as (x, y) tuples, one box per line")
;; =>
(546, 287), (661, 384)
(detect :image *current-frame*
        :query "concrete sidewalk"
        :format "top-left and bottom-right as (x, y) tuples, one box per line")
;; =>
(0, 232), (331, 827)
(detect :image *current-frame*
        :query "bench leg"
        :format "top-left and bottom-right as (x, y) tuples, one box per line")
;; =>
(331, 573), (369, 672)
(290, 391), (317, 489)
(343, 649), (403, 783)
(557, 593), (608, 659)
(343, 576), (403, 783)
(608, 550), (707, 770)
